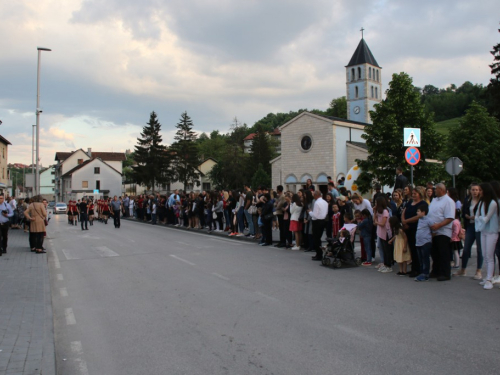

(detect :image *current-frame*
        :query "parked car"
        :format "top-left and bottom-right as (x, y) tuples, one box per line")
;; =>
(54, 202), (67, 214)
(48, 201), (56, 208)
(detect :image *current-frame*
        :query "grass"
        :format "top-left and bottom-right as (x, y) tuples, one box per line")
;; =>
(434, 117), (461, 136)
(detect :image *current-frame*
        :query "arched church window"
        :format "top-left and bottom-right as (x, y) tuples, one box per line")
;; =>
(351, 68), (355, 81)
(376, 70), (379, 82)
(371, 86), (374, 98)
(355, 86), (358, 98)
(358, 67), (361, 80)
(375, 87), (378, 98)
(369, 67), (372, 79)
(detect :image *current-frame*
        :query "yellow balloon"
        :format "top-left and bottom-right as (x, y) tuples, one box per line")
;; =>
(347, 174), (352, 180)
(352, 184), (358, 191)
(353, 166), (359, 171)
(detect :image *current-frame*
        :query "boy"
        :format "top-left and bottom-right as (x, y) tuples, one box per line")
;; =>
(332, 203), (341, 237)
(415, 205), (433, 281)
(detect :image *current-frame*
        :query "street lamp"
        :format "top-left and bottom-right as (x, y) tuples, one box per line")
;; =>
(35, 46), (51, 196)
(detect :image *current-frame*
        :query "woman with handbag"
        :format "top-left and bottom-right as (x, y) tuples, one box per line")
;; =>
(474, 183), (499, 290)
(260, 193), (274, 246)
(24, 195), (47, 254)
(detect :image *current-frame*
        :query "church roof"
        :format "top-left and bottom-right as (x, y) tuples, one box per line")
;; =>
(346, 38), (380, 68)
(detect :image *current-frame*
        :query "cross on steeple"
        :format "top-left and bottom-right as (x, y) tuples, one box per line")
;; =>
(360, 27), (364, 39)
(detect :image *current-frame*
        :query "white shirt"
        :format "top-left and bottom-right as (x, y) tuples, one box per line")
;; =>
(353, 199), (373, 216)
(309, 197), (328, 220)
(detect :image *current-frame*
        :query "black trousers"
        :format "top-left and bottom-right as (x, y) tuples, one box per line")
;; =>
(277, 215), (286, 245)
(263, 219), (273, 245)
(113, 210), (121, 227)
(431, 235), (451, 277)
(380, 238), (393, 267)
(312, 219), (325, 258)
(0, 223), (9, 252)
(80, 213), (88, 230)
(30, 232), (44, 250)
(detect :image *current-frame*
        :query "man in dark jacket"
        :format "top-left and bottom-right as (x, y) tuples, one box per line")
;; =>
(394, 167), (409, 190)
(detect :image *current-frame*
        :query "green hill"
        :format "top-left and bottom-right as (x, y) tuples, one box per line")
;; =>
(434, 117), (461, 136)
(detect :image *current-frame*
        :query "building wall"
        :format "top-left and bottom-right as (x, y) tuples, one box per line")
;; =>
(40, 167), (55, 198)
(71, 159), (122, 198)
(60, 150), (89, 176)
(0, 142), (8, 193)
(271, 157), (282, 189)
(346, 144), (369, 171)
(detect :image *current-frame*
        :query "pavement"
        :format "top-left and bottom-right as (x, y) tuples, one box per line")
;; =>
(0, 227), (56, 375)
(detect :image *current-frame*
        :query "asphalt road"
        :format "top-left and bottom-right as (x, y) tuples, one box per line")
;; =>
(47, 213), (500, 375)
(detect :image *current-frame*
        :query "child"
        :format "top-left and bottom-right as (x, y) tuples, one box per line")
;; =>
(358, 209), (373, 266)
(415, 206), (433, 281)
(332, 204), (341, 237)
(340, 212), (357, 244)
(327, 229), (351, 257)
(388, 216), (411, 276)
(151, 201), (157, 225)
(451, 209), (463, 269)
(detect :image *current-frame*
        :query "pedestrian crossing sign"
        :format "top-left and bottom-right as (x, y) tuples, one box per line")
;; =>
(404, 128), (421, 147)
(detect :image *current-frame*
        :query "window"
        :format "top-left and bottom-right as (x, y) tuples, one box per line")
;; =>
(82, 181), (88, 188)
(358, 67), (361, 80)
(375, 87), (378, 99)
(369, 67), (372, 79)
(77, 159), (83, 165)
(371, 86), (374, 98)
(2, 168), (4, 179)
(376, 70), (379, 82)
(94, 167), (100, 174)
(355, 86), (359, 98)
(52, 179), (55, 183)
(351, 68), (355, 81)
(202, 183), (211, 191)
(2, 147), (4, 159)
(96, 180), (100, 190)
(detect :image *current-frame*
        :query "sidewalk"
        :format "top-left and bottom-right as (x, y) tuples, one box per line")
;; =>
(0, 228), (56, 375)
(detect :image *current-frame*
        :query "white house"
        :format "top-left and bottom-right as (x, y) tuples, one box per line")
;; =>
(54, 148), (126, 202)
(39, 165), (56, 200)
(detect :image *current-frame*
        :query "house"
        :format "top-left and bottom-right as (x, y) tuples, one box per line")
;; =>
(243, 128), (281, 154)
(40, 166), (56, 201)
(54, 148), (126, 201)
(0, 135), (12, 195)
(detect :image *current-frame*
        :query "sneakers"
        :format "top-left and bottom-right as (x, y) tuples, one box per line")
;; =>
(236, 233), (244, 237)
(473, 271), (482, 280)
(484, 280), (493, 290)
(375, 263), (383, 269)
(492, 276), (500, 284)
(381, 267), (393, 273)
(415, 274), (429, 282)
(361, 262), (372, 266)
(479, 279), (486, 286)
(377, 266), (386, 272)
(453, 269), (466, 277)
(291, 246), (301, 251)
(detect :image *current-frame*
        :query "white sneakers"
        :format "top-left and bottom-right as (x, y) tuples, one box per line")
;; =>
(291, 246), (301, 251)
(492, 276), (500, 284)
(381, 267), (393, 273)
(484, 281), (493, 290)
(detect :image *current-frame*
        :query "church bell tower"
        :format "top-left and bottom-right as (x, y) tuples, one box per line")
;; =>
(346, 31), (382, 124)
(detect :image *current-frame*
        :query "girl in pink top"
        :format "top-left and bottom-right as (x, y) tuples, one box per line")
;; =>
(374, 196), (393, 273)
(451, 209), (463, 269)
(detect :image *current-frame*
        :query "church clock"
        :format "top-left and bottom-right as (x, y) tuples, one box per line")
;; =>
(353, 106), (360, 114)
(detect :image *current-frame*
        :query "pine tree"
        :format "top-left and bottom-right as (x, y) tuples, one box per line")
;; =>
(356, 73), (444, 193)
(251, 163), (271, 190)
(171, 111), (200, 190)
(248, 124), (276, 177)
(447, 102), (500, 186)
(486, 25), (500, 120)
(132, 111), (172, 192)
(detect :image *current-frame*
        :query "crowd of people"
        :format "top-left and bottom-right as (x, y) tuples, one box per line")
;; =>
(121, 170), (500, 289)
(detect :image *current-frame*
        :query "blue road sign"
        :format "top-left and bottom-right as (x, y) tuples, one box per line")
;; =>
(405, 147), (420, 165)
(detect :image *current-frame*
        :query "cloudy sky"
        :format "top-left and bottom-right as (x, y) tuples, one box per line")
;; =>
(0, 0), (498, 166)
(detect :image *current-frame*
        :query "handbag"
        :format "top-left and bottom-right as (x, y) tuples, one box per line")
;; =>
(264, 213), (274, 221)
(474, 203), (486, 232)
(212, 211), (217, 219)
(248, 196), (257, 215)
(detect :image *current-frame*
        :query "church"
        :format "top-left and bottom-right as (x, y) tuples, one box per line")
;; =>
(270, 36), (382, 193)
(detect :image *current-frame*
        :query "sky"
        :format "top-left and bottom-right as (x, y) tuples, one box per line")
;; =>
(0, 0), (498, 167)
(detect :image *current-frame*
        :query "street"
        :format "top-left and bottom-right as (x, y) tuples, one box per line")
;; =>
(48, 213), (500, 375)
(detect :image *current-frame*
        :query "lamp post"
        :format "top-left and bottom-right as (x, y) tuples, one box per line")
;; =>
(35, 47), (51, 196)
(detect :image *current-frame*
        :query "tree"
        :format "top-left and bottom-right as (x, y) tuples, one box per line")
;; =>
(325, 96), (347, 119)
(447, 102), (500, 186)
(132, 111), (172, 192)
(248, 123), (276, 177)
(486, 25), (500, 120)
(122, 151), (136, 183)
(197, 130), (227, 162)
(356, 73), (444, 193)
(251, 163), (271, 190)
(207, 144), (249, 190)
(171, 111), (200, 190)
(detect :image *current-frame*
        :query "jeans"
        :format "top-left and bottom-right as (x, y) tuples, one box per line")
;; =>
(380, 238), (392, 267)
(461, 224), (483, 269)
(244, 209), (255, 235)
(237, 207), (245, 233)
(224, 208), (231, 229)
(481, 232), (499, 281)
(80, 213), (88, 230)
(152, 213), (157, 225)
(377, 237), (384, 263)
(416, 242), (432, 276)
(363, 236), (372, 261)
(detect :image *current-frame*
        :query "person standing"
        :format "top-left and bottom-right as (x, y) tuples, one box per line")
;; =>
(110, 196), (122, 228)
(24, 195), (47, 254)
(428, 183), (456, 281)
(274, 185), (287, 246)
(0, 194), (14, 255)
(78, 198), (89, 230)
(308, 190), (328, 261)
(123, 195), (130, 217)
(394, 167), (409, 190)
(243, 185), (255, 238)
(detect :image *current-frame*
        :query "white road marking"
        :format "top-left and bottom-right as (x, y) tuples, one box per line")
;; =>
(61, 249), (78, 260)
(53, 251), (61, 269)
(209, 237), (242, 246)
(334, 325), (379, 344)
(94, 246), (119, 257)
(255, 291), (278, 301)
(70, 341), (90, 375)
(169, 255), (196, 266)
(60, 288), (68, 297)
(57, 274), (63, 281)
(65, 308), (76, 325)
(212, 272), (229, 281)
(177, 241), (192, 247)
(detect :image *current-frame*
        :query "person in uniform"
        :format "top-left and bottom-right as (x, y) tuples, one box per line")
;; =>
(88, 199), (95, 226)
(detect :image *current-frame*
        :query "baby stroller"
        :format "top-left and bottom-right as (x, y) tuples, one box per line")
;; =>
(321, 237), (362, 268)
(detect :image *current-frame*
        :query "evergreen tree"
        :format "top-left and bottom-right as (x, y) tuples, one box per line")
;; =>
(132, 111), (171, 192)
(251, 163), (271, 190)
(171, 111), (200, 190)
(248, 123), (276, 177)
(447, 102), (500, 186)
(356, 73), (444, 193)
(486, 25), (500, 120)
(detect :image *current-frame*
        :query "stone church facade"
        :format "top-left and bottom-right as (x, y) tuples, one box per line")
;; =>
(271, 37), (381, 193)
